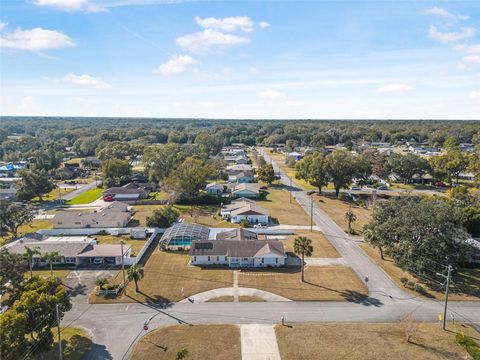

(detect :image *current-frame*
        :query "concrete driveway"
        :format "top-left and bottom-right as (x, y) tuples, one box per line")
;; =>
(64, 269), (118, 304)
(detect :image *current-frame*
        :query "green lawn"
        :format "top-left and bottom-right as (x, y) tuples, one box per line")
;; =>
(67, 188), (103, 205)
(44, 327), (92, 360)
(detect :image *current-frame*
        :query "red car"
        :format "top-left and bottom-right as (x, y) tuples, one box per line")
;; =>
(103, 195), (114, 202)
(433, 181), (447, 187)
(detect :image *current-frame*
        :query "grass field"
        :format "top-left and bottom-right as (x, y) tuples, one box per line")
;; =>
(67, 188), (103, 205)
(32, 187), (75, 204)
(258, 185), (311, 225)
(282, 230), (340, 258)
(359, 243), (480, 301)
(275, 323), (479, 360)
(93, 235), (147, 255)
(206, 296), (234, 302)
(24, 269), (72, 281)
(131, 325), (241, 360)
(44, 326), (92, 360)
(89, 249), (233, 304)
(238, 266), (367, 301)
(312, 194), (371, 234)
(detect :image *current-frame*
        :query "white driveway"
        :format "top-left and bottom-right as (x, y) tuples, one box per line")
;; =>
(241, 324), (281, 360)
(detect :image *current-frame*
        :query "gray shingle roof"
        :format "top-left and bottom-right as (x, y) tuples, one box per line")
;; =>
(189, 240), (285, 258)
(215, 228), (258, 241)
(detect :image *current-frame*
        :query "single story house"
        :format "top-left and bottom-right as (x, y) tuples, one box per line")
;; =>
(228, 171), (254, 184)
(287, 151), (303, 161)
(230, 202), (269, 225)
(206, 182), (225, 195)
(227, 164), (253, 173)
(231, 183), (261, 199)
(102, 186), (149, 201)
(189, 240), (286, 268)
(52, 201), (131, 229)
(4, 234), (132, 267)
(221, 198), (257, 218)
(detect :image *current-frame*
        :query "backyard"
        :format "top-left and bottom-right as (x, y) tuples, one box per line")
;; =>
(275, 323), (480, 360)
(238, 266), (367, 301)
(93, 234), (147, 255)
(131, 325), (241, 360)
(0, 219), (53, 245)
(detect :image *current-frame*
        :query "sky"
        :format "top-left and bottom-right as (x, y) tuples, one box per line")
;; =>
(0, 0), (479, 119)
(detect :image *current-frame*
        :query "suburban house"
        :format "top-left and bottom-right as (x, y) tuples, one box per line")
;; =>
(102, 184), (150, 201)
(228, 171), (254, 183)
(123, 182), (157, 192)
(224, 154), (249, 164)
(215, 228), (258, 241)
(287, 151), (303, 161)
(189, 239), (286, 268)
(221, 198), (256, 217)
(0, 162), (25, 177)
(4, 234), (132, 267)
(227, 164), (253, 173)
(206, 182), (225, 195)
(230, 202), (269, 225)
(52, 201), (131, 229)
(231, 183), (262, 199)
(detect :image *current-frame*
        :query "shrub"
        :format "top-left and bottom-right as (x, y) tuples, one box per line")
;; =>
(146, 206), (179, 228)
(239, 219), (250, 228)
(456, 332), (480, 360)
(95, 277), (108, 290)
(406, 281), (415, 289)
(400, 277), (409, 286)
(414, 283), (427, 295)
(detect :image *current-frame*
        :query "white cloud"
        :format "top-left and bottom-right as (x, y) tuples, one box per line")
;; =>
(153, 55), (198, 75)
(259, 21), (270, 29)
(34, 0), (106, 12)
(195, 16), (254, 32)
(428, 25), (476, 43)
(456, 43), (480, 54)
(0, 22), (7, 31)
(62, 73), (110, 89)
(423, 7), (469, 20)
(470, 91), (480, 99)
(249, 66), (260, 74)
(258, 89), (288, 100)
(0, 27), (75, 51)
(463, 55), (480, 64)
(176, 29), (250, 52)
(377, 83), (413, 93)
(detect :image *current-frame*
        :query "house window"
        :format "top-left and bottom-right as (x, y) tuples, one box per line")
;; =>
(208, 256), (210, 261)
(216, 256), (219, 261)
(194, 256), (197, 262)
(261, 258), (264, 263)
(243, 258), (248, 261)
(225, 256), (228, 261)
(276, 258), (278, 264)
(75, 222), (81, 225)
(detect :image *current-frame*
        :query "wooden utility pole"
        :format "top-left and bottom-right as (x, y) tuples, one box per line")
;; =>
(56, 304), (62, 360)
(437, 265), (452, 330)
(310, 198), (313, 232)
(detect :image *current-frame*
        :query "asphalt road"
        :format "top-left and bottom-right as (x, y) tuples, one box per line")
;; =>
(59, 151), (480, 359)
(62, 180), (101, 201)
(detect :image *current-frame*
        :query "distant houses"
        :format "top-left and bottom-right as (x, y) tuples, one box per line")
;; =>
(102, 182), (155, 201)
(221, 198), (269, 225)
(52, 201), (131, 229)
(231, 183), (261, 199)
(4, 234), (132, 267)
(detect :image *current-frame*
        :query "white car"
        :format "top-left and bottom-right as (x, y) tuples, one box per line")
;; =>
(93, 258), (104, 265)
(253, 224), (268, 228)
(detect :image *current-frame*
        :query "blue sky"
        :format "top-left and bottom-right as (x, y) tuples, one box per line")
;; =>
(1, 0), (479, 119)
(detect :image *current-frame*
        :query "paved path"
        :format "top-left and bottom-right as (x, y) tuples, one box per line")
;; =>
(240, 324), (281, 360)
(177, 287), (291, 303)
(62, 180), (101, 201)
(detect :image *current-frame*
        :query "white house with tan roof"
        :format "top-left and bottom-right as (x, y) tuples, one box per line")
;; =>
(221, 198), (269, 225)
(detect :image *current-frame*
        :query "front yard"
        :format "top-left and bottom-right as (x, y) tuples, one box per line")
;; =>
(238, 266), (367, 301)
(359, 243), (480, 301)
(275, 323), (480, 360)
(89, 249), (233, 304)
(44, 326), (92, 360)
(131, 325), (241, 360)
(67, 188), (104, 205)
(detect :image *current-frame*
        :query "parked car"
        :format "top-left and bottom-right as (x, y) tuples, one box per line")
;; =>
(103, 195), (114, 202)
(433, 181), (447, 187)
(377, 185), (389, 190)
(253, 224), (267, 228)
(350, 186), (361, 190)
(93, 258), (104, 265)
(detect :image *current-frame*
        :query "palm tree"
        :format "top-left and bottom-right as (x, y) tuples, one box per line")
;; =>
(42, 251), (61, 277)
(23, 246), (40, 279)
(344, 208), (357, 234)
(127, 264), (144, 292)
(95, 277), (109, 290)
(363, 226), (384, 260)
(293, 236), (313, 282)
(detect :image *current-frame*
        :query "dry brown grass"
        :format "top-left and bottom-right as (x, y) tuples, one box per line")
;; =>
(239, 296), (266, 302)
(275, 323), (479, 360)
(359, 243), (480, 301)
(93, 234), (147, 254)
(131, 205), (165, 226)
(258, 185), (311, 225)
(1, 219), (53, 245)
(313, 194), (371, 234)
(131, 325), (241, 360)
(282, 230), (339, 258)
(90, 250), (233, 304)
(238, 266), (367, 301)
